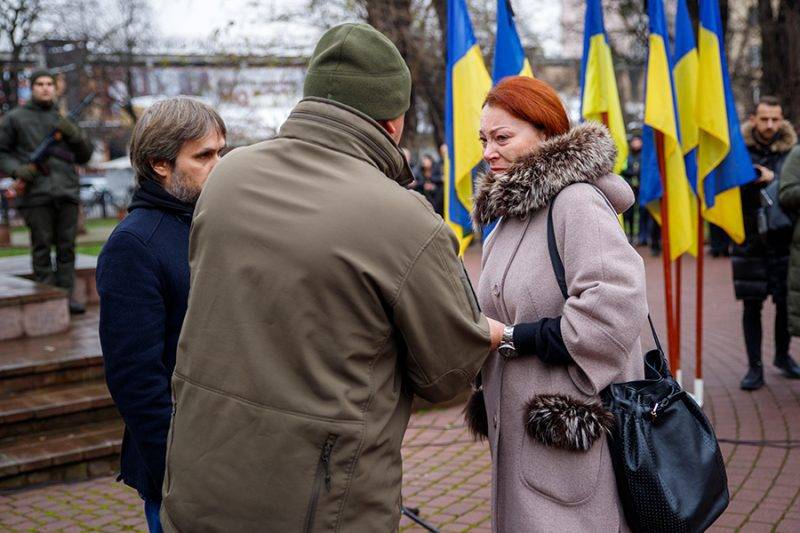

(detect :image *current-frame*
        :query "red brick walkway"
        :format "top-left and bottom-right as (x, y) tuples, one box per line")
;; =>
(2, 248), (799, 532)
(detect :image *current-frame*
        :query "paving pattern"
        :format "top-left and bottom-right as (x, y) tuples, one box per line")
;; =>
(1, 248), (799, 532)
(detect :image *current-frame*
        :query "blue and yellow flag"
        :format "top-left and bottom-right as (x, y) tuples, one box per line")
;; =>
(696, 0), (754, 244)
(492, 0), (533, 82)
(672, 0), (699, 192)
(445, 0), (492, 255)
(579, 0), (627, 174)
(640, 0), (696, 259)
(481, 0), (533, 240)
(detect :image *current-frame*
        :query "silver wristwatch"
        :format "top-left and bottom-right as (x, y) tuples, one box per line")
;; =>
(498, 325), (518, 358)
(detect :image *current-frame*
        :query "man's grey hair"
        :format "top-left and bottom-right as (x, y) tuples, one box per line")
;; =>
(129, 97), (226, 185)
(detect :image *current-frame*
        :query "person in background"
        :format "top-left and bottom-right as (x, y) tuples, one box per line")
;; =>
(734, 95), (800, 390)
(96, 97), (226, 533)
(0, 70), (93, 314)
(709, 223), (732, 257)
(415, 153), (444, 215)
(621, 133), (642, 244)
(621, 133), (661, 255)
(401, 147), (419, 191)
(778, 141), (800, 361)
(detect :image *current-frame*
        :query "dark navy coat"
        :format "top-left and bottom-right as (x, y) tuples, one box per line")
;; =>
(97, 183), (193, 502)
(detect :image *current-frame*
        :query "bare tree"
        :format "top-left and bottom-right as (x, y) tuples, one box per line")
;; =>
(0, 0), (43, 109)
(46, 0), (154, 123)
(303, 0), (495, 150)
(110, 0), (152, 121)
(758, 0), (800, 122)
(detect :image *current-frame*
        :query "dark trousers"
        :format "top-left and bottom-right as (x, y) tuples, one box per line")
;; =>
(21, 200), (79, 291)
(709, 223), (731, 256)
(742, 298), (791, 366)
(638, 206), (650, 244)
(623, 206), (636, 242)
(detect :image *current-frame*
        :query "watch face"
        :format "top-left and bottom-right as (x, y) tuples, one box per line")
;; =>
(498, 344), (517, 358)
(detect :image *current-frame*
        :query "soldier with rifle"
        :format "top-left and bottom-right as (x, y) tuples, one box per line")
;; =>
(0, 70), (94, 314)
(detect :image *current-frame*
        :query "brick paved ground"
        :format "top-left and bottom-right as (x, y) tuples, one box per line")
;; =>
(2, 248), (799, 532)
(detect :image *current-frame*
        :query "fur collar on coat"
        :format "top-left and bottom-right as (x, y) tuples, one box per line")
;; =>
(742, 120), (798, 154)
(473, 122), (617, 227)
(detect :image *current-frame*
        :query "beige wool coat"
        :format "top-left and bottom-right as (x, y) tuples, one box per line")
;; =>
(472, 123), (648, 532)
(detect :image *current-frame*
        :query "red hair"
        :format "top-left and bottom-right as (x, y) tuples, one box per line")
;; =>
(484, 76), (570, 138)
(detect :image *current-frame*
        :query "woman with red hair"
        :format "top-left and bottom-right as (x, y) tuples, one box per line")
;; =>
(466, 76), (648, 531)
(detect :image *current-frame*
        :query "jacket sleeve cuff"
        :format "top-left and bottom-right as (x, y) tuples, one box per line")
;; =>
(513, 317), (573, 365)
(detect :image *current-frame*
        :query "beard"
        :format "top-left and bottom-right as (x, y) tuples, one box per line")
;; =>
(164, 167), (202, 204)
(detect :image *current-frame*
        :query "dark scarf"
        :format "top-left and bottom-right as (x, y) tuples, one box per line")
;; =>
(26, 99), (55, 111)
(128, 179), (195, 219)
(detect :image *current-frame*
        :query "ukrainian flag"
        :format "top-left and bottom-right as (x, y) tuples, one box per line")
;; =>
(492, 0), (533, 82)
(639, 0), (696, 259)
(672, 0), (699, 192)
(696, 0), (754, 244)
(482, 0), (532, 240)
(445, 0), (492, 255)
(579, 0), (627, 174)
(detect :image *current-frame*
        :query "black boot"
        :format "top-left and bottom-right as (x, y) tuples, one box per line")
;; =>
(69, 299), (86, 315)
(774, 354), (800, 379)
(740, 363), (764, 391)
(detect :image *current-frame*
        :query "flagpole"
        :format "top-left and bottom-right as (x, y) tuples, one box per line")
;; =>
(655, 131), (677, 372)
(675, 254), (682, 385)
(695, 197), (704, 405)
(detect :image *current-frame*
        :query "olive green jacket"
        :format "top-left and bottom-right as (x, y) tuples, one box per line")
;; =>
(778, 145), (800, 334)
(161, 98), (491, 532)
(0, 100), (93, 207)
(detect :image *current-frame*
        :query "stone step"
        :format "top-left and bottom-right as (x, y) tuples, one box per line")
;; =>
(0, 306), (102, 393)
(0, 253), (98, 306)
(0, 418), (122, 490)
(0, 275), (69, 341)
(0, 379), (116, 440)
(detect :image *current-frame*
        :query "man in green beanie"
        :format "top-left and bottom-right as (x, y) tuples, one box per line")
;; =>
(161, 23), (504, 531)
(0, 70), (94, 313)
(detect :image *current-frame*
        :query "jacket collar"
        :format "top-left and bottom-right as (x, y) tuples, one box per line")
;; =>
(25, 99), (55, 111)
(128, 179), (195, 219)
(473, 122), (617, 226)
(742, 120), (797, 154)
(277, 97), (413, 186)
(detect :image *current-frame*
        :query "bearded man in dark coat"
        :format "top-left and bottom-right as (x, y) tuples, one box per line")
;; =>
(733, 96), (800, 390)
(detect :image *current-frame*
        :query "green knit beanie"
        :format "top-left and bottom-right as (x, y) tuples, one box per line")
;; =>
(303, 23), (412, 121)
(30, 70), (55, 85)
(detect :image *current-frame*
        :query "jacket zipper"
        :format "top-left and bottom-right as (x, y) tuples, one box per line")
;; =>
(303, 433), (338, 533)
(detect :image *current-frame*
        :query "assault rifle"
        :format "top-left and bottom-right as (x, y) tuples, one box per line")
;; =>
(28, 92), (96, 167)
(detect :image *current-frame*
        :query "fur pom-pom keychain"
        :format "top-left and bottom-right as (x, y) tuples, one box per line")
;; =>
(524, 394), (614, 452)
(464, 387), (489, 440)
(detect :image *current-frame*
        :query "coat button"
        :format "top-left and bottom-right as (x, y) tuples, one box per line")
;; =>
(492, 284), (500, 296)
(492, 414), (498, 428)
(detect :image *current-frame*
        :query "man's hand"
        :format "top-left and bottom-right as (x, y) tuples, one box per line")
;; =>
(56, 116), (81, 143)
(12, 163), (38, 182)
(486, 317), (506, 351)
(423, 182), (436, 192)
(755, 164), (775, 184)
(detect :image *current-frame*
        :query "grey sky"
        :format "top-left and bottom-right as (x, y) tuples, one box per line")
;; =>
(150, 0), (562, 57)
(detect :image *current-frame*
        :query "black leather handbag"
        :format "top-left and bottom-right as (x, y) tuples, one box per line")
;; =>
(546, 199), (730, 532)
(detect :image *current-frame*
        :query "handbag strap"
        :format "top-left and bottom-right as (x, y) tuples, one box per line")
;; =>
(546, 200), (569, 300)
(546, 195), (664, 353)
